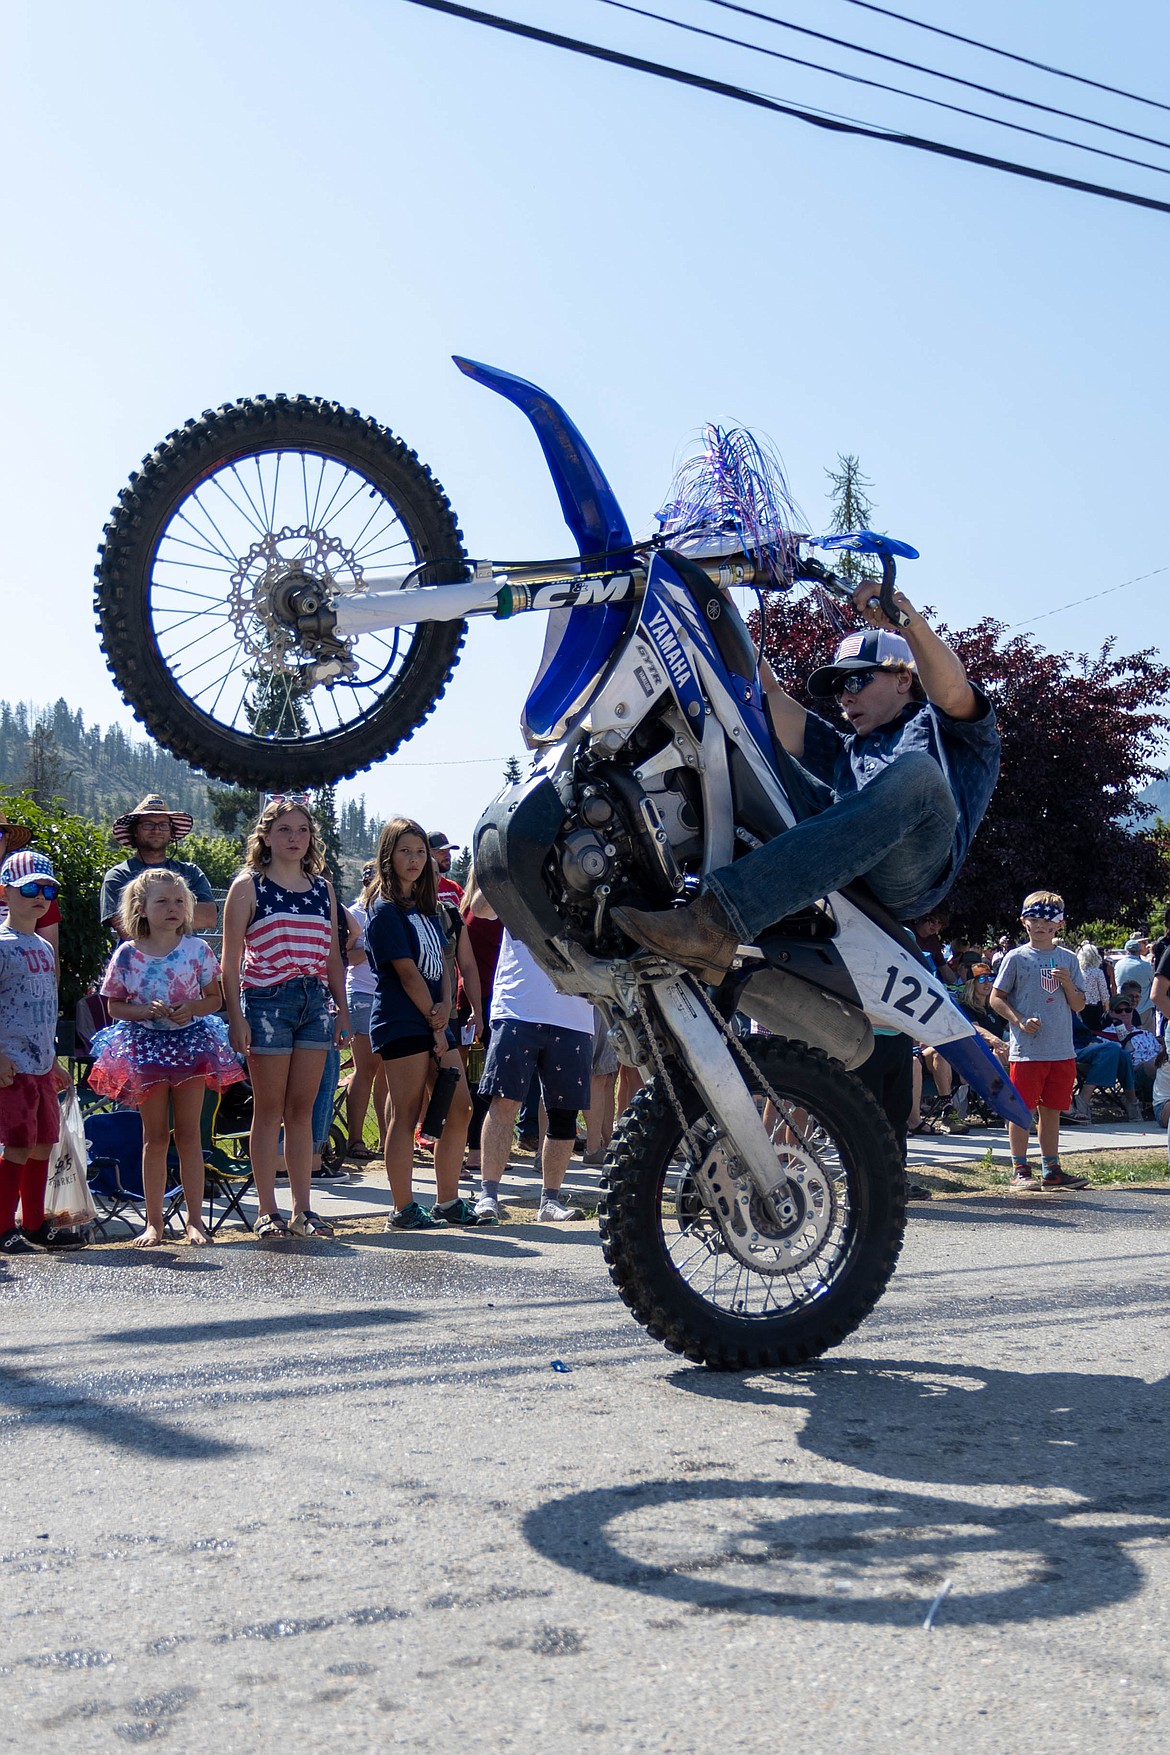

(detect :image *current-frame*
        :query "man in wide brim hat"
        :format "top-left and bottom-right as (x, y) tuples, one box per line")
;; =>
(100, 794), (217, 935)
(0, 808), (33, 855)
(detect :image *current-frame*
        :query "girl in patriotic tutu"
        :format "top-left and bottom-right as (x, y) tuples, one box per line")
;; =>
(90, 869), (244, 1246)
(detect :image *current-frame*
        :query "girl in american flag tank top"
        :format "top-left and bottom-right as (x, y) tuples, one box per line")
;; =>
(221, 797), (351, 1240)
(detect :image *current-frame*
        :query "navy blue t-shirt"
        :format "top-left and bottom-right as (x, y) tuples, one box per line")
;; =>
(801, 685), (1000, 915)
(365, 900), (449, 1052)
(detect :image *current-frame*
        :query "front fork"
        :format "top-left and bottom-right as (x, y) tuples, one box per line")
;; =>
(650, 977), (798, 1228)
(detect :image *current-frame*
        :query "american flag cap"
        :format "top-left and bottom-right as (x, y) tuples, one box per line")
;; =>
(1, 849), (56, 887)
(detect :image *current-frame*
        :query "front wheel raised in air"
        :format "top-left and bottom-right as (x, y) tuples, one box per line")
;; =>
(599, 1039), (906, 1370)
(94, 395), (469, 788)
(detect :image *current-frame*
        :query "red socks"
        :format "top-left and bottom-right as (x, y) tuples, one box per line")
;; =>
(0, 1157), (49, 1233)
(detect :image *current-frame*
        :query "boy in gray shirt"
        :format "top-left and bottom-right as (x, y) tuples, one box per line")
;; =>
(990, 890), (1088, 1191)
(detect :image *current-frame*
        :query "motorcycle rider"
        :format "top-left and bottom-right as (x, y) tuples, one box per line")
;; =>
(615, 583), (1000, 978)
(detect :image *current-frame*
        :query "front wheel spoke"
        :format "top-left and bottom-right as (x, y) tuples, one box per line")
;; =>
(187, 492), (250, 566)
(312, 468), (366, 532)
(220, 463), (269, 538)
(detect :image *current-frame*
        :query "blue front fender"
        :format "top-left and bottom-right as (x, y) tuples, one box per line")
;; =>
(940, 1035), (1033, 1129)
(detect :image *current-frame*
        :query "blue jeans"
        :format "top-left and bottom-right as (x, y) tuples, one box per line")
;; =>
(1076, 1041), (1134, 1093)
(705, 750), (958, 943)
(312, 1046), (342, 1153)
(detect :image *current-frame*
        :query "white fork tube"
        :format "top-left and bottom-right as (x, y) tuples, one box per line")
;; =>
(333, 580), (502, 635)
(653, 978), (789, 1203)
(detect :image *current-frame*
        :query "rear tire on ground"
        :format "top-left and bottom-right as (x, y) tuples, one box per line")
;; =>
(599, 1038), (906, 1370)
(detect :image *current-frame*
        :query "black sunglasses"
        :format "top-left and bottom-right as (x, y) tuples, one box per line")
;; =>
(835, 670), (883, 698)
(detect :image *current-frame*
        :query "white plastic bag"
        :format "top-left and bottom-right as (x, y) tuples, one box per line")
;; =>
(45, 1086), (97, 1228)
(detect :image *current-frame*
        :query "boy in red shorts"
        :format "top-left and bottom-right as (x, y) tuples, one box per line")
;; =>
(990, 890), (1089, 1191)
(0, 850), (67, 1253)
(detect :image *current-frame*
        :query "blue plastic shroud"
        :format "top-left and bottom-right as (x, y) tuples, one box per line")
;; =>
(939, 1034), (1034, 1129)
(454, 356), (635, 739)
(811, 530), (919, 560)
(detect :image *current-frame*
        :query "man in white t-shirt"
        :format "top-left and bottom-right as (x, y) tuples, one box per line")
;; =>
(473, 925), (592, 1224)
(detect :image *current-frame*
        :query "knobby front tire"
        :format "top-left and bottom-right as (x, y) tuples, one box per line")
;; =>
(94, 395), (469, 788)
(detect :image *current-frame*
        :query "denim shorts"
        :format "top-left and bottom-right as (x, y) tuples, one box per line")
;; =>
(347, 991), (375, 1036)
(243, 977), (332, 1055)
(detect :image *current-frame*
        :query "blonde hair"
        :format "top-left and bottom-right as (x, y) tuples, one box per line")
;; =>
(1022, 889), (1065, 913)
(461, 858), (485, 919)
(244, 799), (324, 877)
(118, 867), (195, 939)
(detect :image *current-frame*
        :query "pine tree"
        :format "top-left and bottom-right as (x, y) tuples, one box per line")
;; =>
(503, 755), (523, 785)
(824, 454), (879, 588)
(315, 783), (344, 892)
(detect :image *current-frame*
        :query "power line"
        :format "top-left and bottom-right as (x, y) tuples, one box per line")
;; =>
(589, 0), (1170, 180)
(398, 0), (1170, 217)
(1005, 565), (1170, 631)
(699, 0), (1170, 155)
(836, 0), (1170, 120)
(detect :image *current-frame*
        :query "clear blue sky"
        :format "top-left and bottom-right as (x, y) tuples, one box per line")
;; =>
(5, 0), (1169, 847)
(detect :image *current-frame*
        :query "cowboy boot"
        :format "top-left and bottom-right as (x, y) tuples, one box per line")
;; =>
(612, 891), (741, 980)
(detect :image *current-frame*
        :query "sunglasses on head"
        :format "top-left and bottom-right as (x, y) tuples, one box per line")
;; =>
(10, 881), (58, 900)
(265, 792), (311, 807)
(835, 669), (883, 698)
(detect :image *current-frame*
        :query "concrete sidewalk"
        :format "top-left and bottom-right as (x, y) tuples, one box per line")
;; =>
(208, 1108), (1168, 1235)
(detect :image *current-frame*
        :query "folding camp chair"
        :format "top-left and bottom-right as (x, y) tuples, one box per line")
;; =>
(84, 1109), (187, 1238)
(72, 992), (114, 1113)
(201, 1085), (255, 1235)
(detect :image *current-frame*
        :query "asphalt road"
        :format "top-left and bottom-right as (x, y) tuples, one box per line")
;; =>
(1, 1186), (1168, 1753)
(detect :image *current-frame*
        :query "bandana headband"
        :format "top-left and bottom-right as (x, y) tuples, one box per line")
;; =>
(1021, 902), (1064, 922)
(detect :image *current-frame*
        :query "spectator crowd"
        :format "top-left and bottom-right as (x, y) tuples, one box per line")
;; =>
(2, 785), (1169, 1255)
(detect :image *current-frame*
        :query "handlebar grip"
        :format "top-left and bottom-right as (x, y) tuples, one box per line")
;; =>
(871, 553), (910, 628)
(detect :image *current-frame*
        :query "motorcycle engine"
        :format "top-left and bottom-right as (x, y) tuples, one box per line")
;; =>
(549, 726), (700, 956)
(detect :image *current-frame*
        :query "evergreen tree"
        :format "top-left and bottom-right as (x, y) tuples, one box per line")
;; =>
(503, 755), (523, 784)
(315, 783), (344, 892)
(824, 454), (879, 588)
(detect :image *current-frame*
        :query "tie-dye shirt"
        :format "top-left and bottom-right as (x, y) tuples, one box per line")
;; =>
(100, 937), (220, 1030)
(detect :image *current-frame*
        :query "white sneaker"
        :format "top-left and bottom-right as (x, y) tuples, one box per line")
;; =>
(473, 1194), (500, 1225)
(538, 1195), (586, 1223)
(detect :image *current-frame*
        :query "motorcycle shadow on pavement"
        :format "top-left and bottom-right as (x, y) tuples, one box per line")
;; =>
(524, 1357), (1170, 1626)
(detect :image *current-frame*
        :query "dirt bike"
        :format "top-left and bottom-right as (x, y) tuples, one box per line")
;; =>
(94, 357), (1030, 1369)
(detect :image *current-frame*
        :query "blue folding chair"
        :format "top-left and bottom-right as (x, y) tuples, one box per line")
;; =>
(84, 1109), (186, 1238)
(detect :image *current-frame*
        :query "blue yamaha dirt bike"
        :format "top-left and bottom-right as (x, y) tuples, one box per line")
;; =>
(95, 358), (1029, 1368)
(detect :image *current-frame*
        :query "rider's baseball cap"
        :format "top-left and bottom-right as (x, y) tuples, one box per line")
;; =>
(807, 628), (917, 699)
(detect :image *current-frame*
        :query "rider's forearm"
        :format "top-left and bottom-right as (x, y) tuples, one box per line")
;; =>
(759, 658), (806, 757)
(900, 610), (979, 722)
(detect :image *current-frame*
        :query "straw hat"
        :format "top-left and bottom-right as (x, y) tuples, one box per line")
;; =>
(0, 808), (32, 853)
(112, 793), (194, 848)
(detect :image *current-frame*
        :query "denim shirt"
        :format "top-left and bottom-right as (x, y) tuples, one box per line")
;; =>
(800, 685), (1000, 913)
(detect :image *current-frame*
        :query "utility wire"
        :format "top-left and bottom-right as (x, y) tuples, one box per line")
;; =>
(590, 0), (1170, 180)
(699, 0), (1170, 155)
(1005, 565), (1170, 631)
(836, 0), (1170, 120)
(398, 0), (1170, 217)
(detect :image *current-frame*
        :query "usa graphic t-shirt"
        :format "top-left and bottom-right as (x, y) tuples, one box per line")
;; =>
(0, 926), (58, 1073)
(364, 900), (449, 1053)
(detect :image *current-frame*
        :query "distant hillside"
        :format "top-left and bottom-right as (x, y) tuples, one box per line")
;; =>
(0, 698), (383, 854)
(1138, 770), (1170, 824)
(0, 698), (212, 827)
